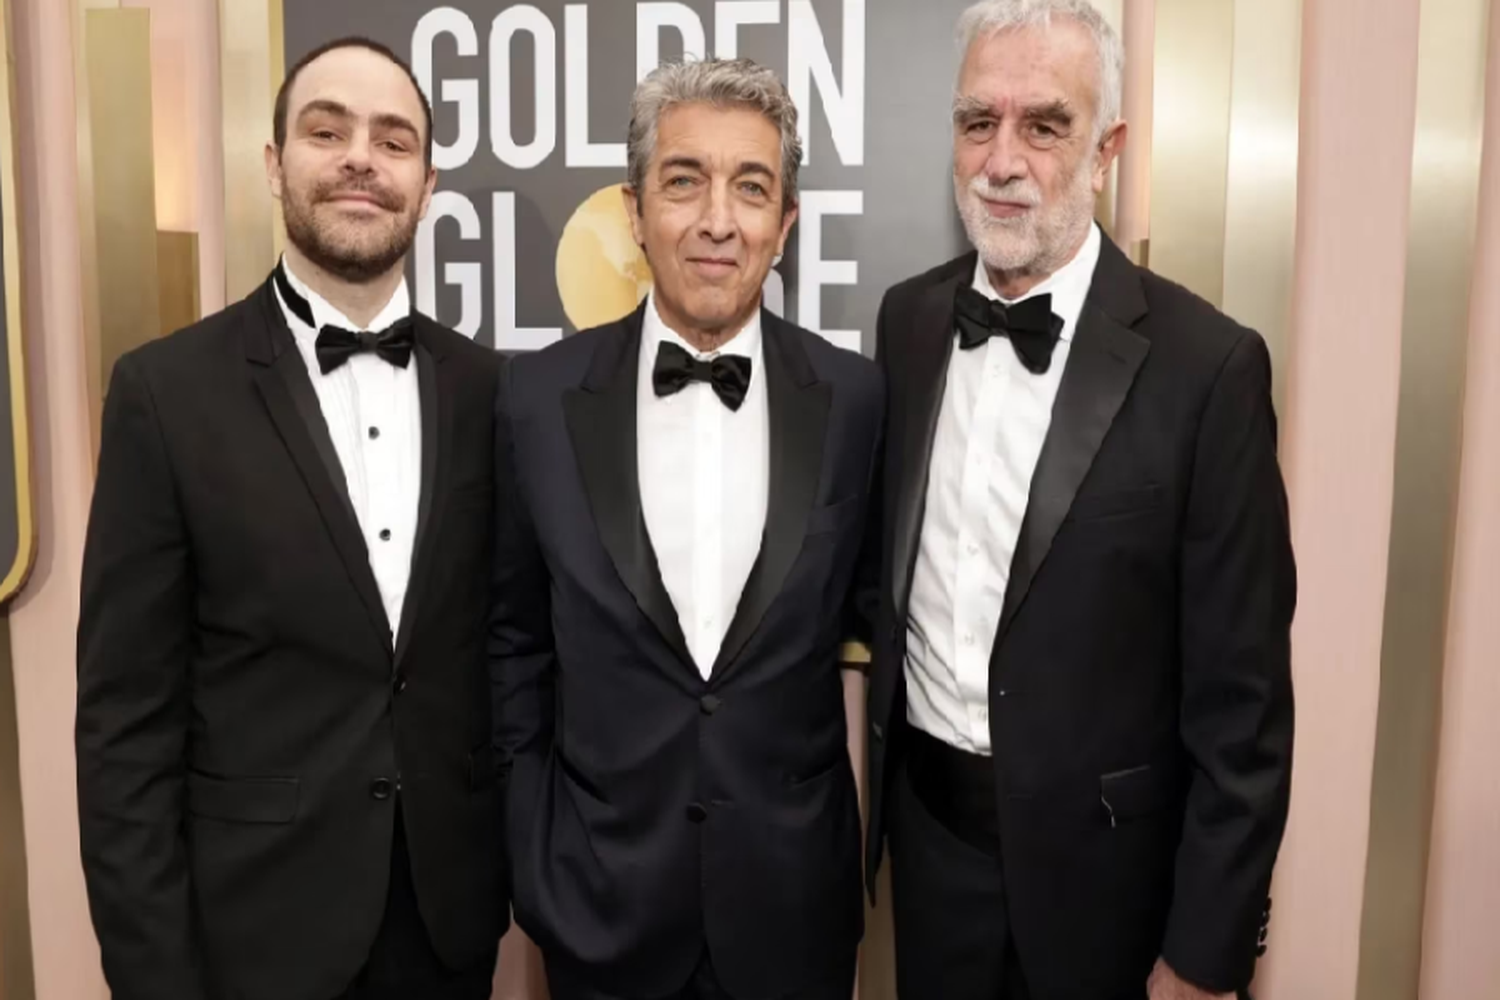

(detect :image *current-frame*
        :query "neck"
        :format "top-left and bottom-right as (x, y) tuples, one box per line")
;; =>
(284, 245), (404, 328)
(656, 296), (758, 354)
(984, 224), (1091, 300)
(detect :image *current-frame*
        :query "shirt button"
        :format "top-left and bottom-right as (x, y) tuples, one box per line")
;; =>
(686, 803), (709, 823)
(967, 542), (979, 556)
(379, 529), (391, 542)
(370, 778), (393, 800)
(368, 426), (380, 440)
(963, 633), (976, 647)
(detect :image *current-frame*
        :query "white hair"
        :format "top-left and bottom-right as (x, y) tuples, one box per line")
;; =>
(955, 0), (1124, 140)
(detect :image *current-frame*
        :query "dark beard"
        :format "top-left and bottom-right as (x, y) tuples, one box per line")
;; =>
(282, 177), (419, 284)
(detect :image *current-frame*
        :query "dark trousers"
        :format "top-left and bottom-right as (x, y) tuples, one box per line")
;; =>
(889, 727), (1255, 1000)
(888, 726), (1031, 1000)
(545, 948), (856, 1000)
(334, 811), (496, 1000)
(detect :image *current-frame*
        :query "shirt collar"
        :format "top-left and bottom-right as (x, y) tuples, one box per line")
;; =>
(275, 254), (411, 340)
(972, 221), (1102, 343)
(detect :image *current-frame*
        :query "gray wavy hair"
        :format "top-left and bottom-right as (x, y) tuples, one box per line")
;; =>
(627, 57), (803, 215)
(956, 0), (1124, 140)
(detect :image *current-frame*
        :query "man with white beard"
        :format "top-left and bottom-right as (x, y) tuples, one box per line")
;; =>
(853, 2), (1297, 998)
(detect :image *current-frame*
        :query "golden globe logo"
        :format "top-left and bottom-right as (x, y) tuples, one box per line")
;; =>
(555, 184), (654, 332)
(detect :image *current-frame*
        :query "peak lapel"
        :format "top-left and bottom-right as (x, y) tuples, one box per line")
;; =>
(563, 306), (695, 672)
(996, 238), (1150, 640)
(711, 313), (830, 680)
(246, 280), (394, 653)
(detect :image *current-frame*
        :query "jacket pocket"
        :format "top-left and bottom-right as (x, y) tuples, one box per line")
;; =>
(1098, 763), (1182, 826)
(187, 770), (300, 824)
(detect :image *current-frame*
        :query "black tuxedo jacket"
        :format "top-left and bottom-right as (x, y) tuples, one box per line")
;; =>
(76, 278), (506, 1000)
(490, 303), (882, 998)
(859, 237), (1296, 997)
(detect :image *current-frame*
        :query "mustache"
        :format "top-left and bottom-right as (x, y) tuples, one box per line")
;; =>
(313, 177), (404, 212)
(966, 175), (1042, 208)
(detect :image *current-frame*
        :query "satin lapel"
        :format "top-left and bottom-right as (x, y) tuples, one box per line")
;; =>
(711, 313), (830, 680)
(890, 258), (971, 619)
(393, 332), (445, 670)
(996, 239), (1150, 639)
(246, 281), (394, 652)
(562, 306), (694, 671)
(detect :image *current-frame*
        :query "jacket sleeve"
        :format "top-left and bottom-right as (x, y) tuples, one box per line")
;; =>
(76, 353), (208, 1000)
(1161, 331), (1296, 992)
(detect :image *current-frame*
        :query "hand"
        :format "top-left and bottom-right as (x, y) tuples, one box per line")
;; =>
(1147, 958), (1235, 1000)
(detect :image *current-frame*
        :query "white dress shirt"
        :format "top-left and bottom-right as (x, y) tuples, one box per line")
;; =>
(637, 294), (770, 677)
(905, 223), (1103, 754)
(274, 257), (423, 640)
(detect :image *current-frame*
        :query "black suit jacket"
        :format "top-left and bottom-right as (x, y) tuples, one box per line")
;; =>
(490, 304), (882, 998)
(859, 237), (1296, 997)
(76, 278), (506, 1000)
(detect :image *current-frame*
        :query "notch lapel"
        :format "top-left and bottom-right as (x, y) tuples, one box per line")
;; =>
(890, 257), (971, 619)
(996, 238), (1150, 639)
(563, 306), (694, 671)
(393, 329), (445, 670)
(711, 313), (831, 680)
(245, 281), (394, 652)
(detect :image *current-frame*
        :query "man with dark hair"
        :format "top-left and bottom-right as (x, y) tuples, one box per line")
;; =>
(492, 57), (878, 1000)
(275, 36), (435, 167)
(77, 38), (505, 1000)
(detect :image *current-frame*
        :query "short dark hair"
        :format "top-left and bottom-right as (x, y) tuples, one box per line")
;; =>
(273, 37), (435, 167)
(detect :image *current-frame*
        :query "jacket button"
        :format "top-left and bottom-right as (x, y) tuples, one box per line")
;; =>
(393, 672), (408, 695)
(686, 803), (708, 823)
(370, 778), (393, 800)
(871, 723), (885, 743)
(700, 694), (722, 715)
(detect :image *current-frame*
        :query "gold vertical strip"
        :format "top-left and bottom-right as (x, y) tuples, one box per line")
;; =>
(71, 0), (116, 451)
(157, 230), (201, 336)
(219, 0), (280, 301)
(1220, 0), (1301, 414)
(0, 0), (33, 602)
(1357, 0), (1491, 998)
(267, 0), (285, 262)
(1091, 0), (1124, 236)
(0, 0), (35, 995)
(1146, 0), (1234, 306)
(86, 8), (162, 398)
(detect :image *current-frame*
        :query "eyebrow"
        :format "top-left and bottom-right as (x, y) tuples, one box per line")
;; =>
(659, 155), (705, 174)
(370, 112), (420, 139)
(1023, 100), (1076, 127)
(297, 101), (420, 140)
(951, 95), (1079, 128)
(297, 99), (354, 125)
(952, 95), (993, 125)
(734, 160), (776, 181)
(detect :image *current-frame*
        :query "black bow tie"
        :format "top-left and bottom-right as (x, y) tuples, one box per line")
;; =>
(272, 260), (415, 374)
(315, 320), (415, 374)
(652, 341), (752, 412)
(953, 284), (1065, 375)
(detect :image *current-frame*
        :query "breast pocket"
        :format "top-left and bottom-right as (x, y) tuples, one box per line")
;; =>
(1065, 484), (1164, 524)
(806, 495), (861, 537)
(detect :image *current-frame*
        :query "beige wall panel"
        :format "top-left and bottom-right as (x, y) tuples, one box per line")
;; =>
(1147, 0), (1234, 305)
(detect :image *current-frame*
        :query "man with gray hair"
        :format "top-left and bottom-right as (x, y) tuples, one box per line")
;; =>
(491, 57), (881, 1000)
(856, 2), (1295, 998)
